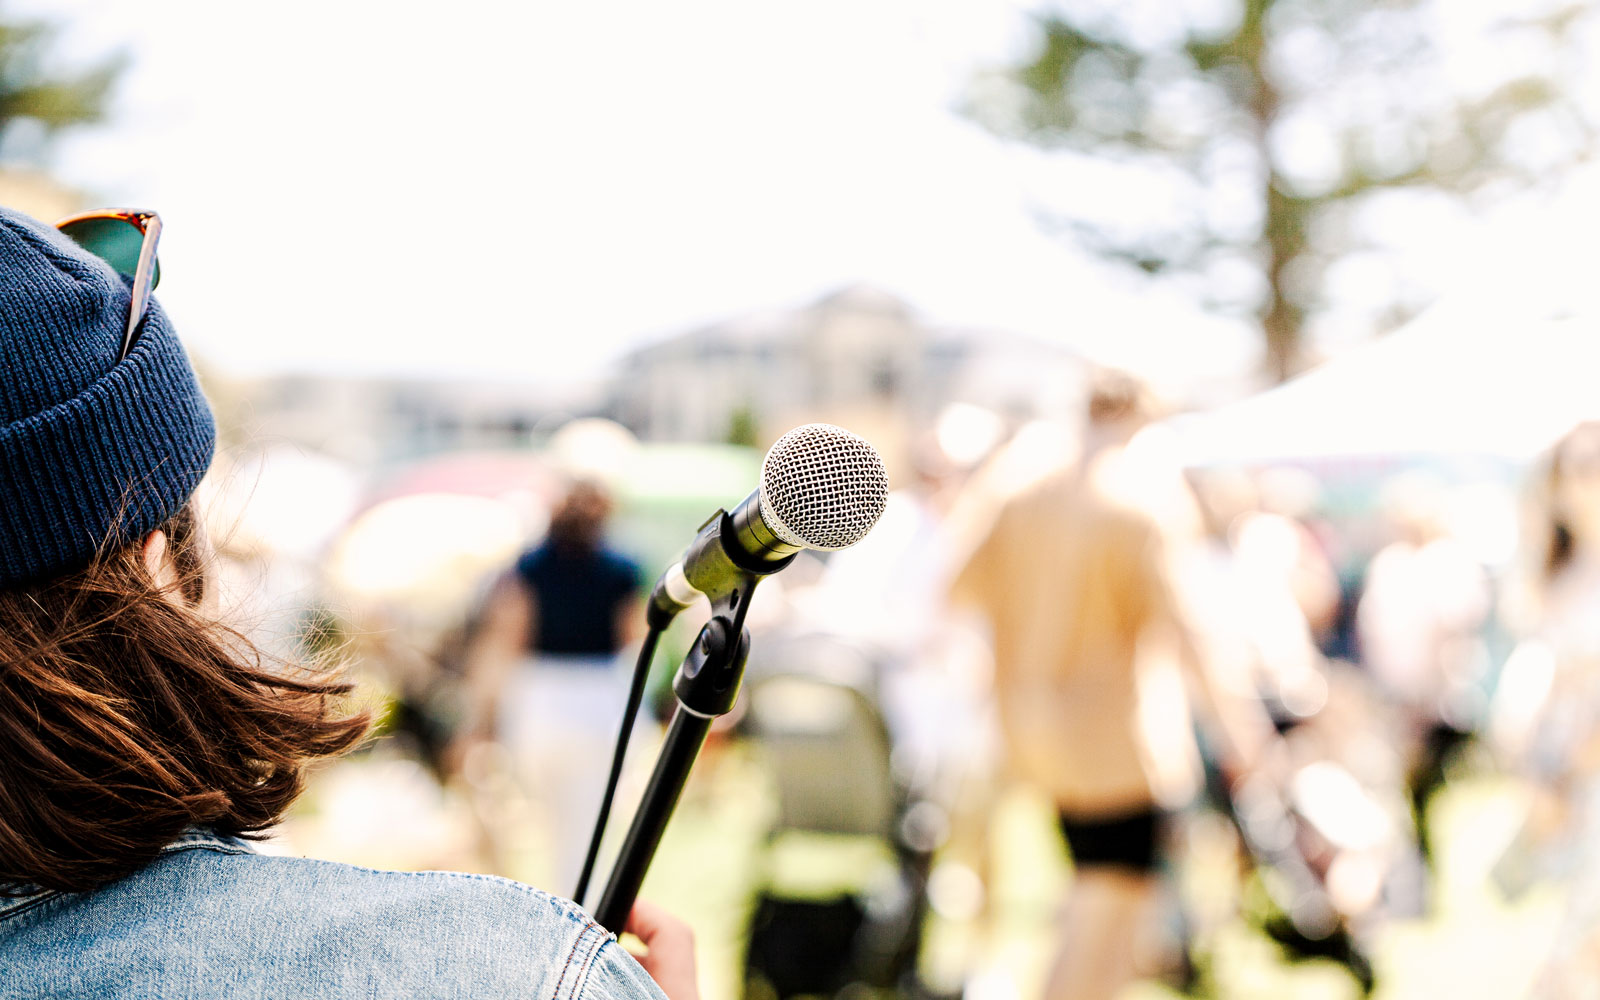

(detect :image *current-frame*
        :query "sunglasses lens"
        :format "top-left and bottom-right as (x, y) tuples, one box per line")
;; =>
(58, 215), (161, 288)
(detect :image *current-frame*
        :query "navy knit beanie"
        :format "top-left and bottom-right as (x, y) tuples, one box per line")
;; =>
(0, 205), (215, 586)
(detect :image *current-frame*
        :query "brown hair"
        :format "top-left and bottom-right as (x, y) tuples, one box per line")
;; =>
(1086, 368), (1158, 427)
(1539, 421), (1600, 582)
(546, 479), (614, 553)
(0, 505), (370, 895)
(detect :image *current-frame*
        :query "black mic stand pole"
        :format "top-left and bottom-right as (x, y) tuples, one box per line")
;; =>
(593, 540), (768, 932)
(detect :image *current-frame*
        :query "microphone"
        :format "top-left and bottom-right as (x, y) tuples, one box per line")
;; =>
(580, 424), (888, 928)
(645, 423), (890, 628)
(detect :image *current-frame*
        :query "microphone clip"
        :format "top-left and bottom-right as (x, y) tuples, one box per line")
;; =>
(674, 616), (752, 719)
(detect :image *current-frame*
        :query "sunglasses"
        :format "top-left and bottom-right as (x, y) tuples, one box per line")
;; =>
(54, 209), (163, 362)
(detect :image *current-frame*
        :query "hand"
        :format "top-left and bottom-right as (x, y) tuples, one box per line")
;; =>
(623, 900), (699, 1000)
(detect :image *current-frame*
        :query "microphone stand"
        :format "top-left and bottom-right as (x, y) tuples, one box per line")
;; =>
(592, 516), (774, 933)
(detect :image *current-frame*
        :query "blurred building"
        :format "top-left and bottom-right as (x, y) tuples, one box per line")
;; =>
(215, 286), (1083, 478)
(213, 373), (600, 464)
(605, 285), (1084, 446)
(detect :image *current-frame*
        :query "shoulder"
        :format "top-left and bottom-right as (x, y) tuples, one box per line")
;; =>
(599, 547), (643, 586)
(515, 543), (554, 582)
(205, 851), (602, 973)
(993, 467), (1088, 531)
(2, 836), (664, 1000)
(300, 865), (653, 1000)
(517, 542), (552, 570)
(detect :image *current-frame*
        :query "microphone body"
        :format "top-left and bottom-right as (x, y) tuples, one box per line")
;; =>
(645, 490), (799, 628)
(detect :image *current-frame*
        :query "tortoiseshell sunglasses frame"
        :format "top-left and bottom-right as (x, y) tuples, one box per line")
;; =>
(55, 208), (163, 361)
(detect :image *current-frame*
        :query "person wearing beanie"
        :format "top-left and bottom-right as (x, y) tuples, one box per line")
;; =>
(0, 206), (697, 1000)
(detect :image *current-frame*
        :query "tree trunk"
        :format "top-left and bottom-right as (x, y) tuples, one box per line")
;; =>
(1243, 0), (1304, 383)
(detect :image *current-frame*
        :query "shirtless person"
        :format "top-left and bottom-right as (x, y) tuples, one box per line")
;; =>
(951, 371), (1272, 1000)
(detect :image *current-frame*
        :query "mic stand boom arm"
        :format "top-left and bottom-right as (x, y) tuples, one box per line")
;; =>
(593, 509), (788, 933)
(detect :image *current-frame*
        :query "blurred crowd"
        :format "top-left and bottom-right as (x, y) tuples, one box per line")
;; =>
(207, 366), (1600, 1000)
(9, 1), (1600, 995)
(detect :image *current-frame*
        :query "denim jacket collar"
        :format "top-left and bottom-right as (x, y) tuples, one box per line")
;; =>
(160, 828), (253, 855)
(0, 828), (251, 921)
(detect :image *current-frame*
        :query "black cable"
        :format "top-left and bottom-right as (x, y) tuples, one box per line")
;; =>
(573, 626), (662, 907)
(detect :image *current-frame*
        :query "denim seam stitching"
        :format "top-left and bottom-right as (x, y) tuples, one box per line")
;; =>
(1, 844), (249, 924)
(339, 865), (595, 927)
(567, 920), (607, 1000)
(552, 924), (588, 1000)
(0, 892), (62, 923)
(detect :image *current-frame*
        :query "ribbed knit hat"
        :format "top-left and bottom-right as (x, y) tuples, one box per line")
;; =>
(0, 205), (215, 586)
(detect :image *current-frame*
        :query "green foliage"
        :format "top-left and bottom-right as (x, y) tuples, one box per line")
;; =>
(967, 0), (1599, 380)
(726, 405), (760, 448)
(0, 13), (125, 160)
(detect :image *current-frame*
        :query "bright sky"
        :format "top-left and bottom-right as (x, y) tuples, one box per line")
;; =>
(12, 0), (1264, 389)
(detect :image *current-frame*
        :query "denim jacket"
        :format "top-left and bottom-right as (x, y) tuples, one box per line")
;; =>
(0, 830), (667, 999)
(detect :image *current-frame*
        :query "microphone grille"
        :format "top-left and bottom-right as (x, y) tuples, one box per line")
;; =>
(758, 423), (889, 551)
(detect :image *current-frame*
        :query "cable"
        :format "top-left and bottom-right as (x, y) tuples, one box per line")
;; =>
(573, 626), (662, 907)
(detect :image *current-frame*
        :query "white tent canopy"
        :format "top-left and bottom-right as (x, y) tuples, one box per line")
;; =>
(1173, 309), (1600, 466)
(1174, 166), (1600, 467)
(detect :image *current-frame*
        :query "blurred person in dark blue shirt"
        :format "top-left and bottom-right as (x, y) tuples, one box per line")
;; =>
(514, 482), (644, 656)
(450, 480), (645, 889)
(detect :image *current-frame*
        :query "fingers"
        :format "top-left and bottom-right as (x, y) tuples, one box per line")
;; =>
(623, 899), (688, 946)
(623, 900), (699, 1000)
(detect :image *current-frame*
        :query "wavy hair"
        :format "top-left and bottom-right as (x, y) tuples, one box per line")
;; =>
(0, 505), (370, 895)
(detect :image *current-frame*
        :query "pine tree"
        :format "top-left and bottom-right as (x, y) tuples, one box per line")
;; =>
(968, 1), (1597, 381)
